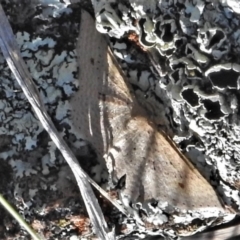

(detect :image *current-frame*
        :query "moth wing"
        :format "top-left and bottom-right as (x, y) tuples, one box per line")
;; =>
(73, 10), (133, 165)
(102, 47), (225, 213)
(72, 11), (108, 158)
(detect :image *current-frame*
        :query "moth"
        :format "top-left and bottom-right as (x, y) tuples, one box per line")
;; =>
(71, 10), (227, 215)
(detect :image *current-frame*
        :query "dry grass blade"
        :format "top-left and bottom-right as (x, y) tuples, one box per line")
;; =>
(0, 194), (42, 240)
(0, 4), (117, 240)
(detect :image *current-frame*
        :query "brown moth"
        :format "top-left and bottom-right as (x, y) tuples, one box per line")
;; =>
(72, 10), (227, 213)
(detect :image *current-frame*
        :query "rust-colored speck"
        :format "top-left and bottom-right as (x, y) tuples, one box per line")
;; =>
(178, 182), (185, 189)
(127, 32), (146, 51)
(68, 215), (91, 235)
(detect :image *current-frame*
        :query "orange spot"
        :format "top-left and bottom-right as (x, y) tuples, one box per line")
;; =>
(68, 215), (91, 235)
(127, 32), (146, 51)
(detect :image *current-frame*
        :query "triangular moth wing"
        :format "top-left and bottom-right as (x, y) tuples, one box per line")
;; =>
(102, 51), (226, 212)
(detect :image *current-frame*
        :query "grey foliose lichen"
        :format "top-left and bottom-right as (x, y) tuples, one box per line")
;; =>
(92, 0), (240, 238)
(0, 1), (100, 239)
